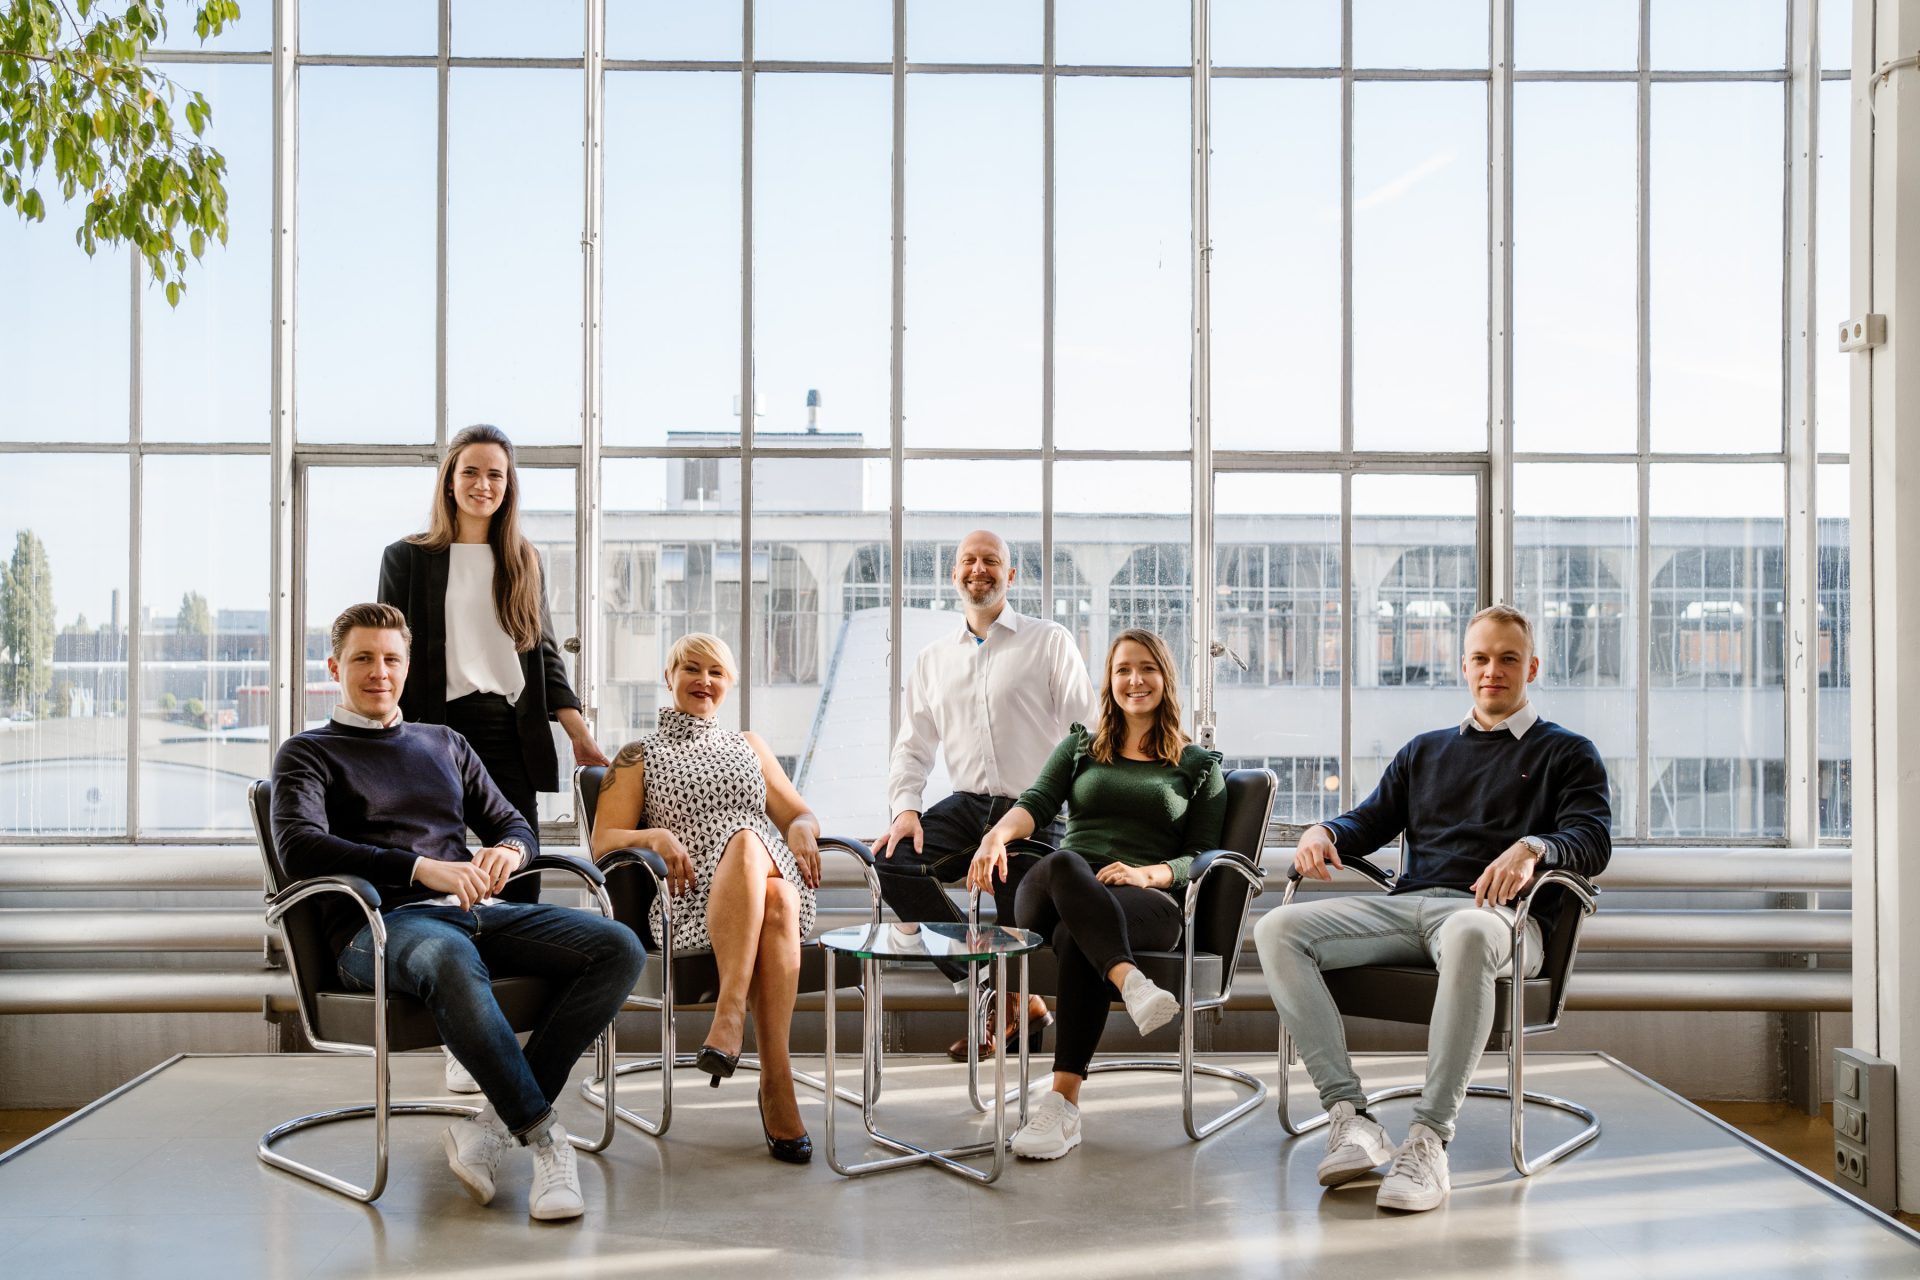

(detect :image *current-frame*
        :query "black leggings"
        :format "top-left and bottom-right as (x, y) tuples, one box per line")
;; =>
(1016, 849), (1183, 1079)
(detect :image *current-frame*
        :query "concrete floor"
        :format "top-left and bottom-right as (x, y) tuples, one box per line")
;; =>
(0, 1051), (1915, 1279)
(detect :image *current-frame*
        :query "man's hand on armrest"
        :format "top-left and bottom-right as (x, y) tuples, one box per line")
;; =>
(1472, 840), (1541, 908)
(472, 844), (524, 896)
(1293, 825), (1345, 882)
(413, 858), (492, 910)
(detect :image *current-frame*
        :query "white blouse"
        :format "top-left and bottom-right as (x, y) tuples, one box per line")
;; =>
(444, 544), (526, 702)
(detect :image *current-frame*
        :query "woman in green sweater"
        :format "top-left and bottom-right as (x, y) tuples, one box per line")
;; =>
(967, 627), (1227, 1160)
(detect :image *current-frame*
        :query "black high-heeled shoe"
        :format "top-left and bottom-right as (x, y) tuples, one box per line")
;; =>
(758, 1093), (813, 1164)
(695, 1043), (741, 1088)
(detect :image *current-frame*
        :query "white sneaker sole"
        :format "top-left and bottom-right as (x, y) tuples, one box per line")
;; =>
(1376, 1182), (1448, 1212)
(1011, 1128), (1083, 1161)
(1129, 991), (1180, 1037)
(1317, 1147), (1389, 1187)
(443, 1129), (496, 1206)
(529, 1194), (585, 1222)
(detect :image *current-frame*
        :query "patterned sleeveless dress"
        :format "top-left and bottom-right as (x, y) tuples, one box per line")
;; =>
(631, 707), (816, 950)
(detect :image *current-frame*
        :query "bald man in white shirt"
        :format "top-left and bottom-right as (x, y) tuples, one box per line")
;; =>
(872, 529), (1097, 1059)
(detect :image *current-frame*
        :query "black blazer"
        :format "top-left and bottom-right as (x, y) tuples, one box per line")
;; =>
(377, 538), (582, 793)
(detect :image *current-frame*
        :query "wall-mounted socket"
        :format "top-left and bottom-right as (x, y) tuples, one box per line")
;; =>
(1833, 1048), (1895, 1214)
(1838, 314), (1887, 352)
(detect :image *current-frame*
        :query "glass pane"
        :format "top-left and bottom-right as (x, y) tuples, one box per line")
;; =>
(1820, 0), (1852, 72)
(142, 64), (271, 443)
(1055, 77), (1190, 450)
(1213, 473), (1343, 826)
(1816, 79), (1851, 454)
(0, 200), (128, 445)
(514, 468), (583, 830)
(301, 466), (436, 729)
(0, 456), (129, 836)
(905, 75), (1041, 449)
(600, 457), (745, 751)
(452, 0), (584, 58)
(1211, 80), (1341, 451)
(1056, 0), (1187, 65)
(1054, 460), (1192, 693)
(298, 68), (437, 445)
(604, 72), (742, 447)
(1513, 463), (1637, 835)
(1354, 0), (1488, 70)
(1212, 0), (1340, 67)
(1350, 473), (1479, 805)
(1816, 462), (1849, 839)
(749, 456), (890, 834)
(448, 70), (583, 446)
(1649, 84), (1784, 453)
(1652, 0), (1786, 71)
(754, 76), (892, 449)
(908, 0), (1040, 63)
(1515, 0), (1637, 71)
(157, 0), (269, 50)
(1353, 82), (1488, 450)
(1514, 83), (1636, 453)
(138, 456), (270, 835)
(608, 0), (742, 60)
(1648, 463), (1785, 839)
(302, 1), (438, 55)
(756, 0), (891, 61)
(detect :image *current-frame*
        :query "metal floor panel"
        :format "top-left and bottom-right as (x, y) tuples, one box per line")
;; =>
(0, 1051), (1914, 1279)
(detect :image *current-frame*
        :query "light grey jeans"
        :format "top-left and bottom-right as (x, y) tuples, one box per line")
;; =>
(1253, 887), (1543, 1142)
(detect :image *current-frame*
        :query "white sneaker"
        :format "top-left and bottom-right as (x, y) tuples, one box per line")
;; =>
(1009, 1090), (1082, 1160)
(443, 1106), (512, 1206)
(1316, 1100), (1395, 1187)
(444, 1047), (482, 1094)
(527, 1120), (585, 1221)
(1120, 969), (1180, 1036)
(1376, 1123), (1451, 1212)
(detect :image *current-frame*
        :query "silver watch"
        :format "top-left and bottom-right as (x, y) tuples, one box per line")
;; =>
(1519, 835), (1549, 860)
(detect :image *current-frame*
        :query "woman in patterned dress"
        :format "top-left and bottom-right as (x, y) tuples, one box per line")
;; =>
(590, 632), (822, 1161)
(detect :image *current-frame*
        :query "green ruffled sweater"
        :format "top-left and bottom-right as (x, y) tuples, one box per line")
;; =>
(1013, 724), (1228, 886)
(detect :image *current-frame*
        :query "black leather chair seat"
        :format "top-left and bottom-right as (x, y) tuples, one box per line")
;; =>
(311, 975), (556, 1052)
(1321, 965), (1553, 1047)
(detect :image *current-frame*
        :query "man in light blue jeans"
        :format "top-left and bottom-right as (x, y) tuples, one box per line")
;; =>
(1254, 606), (1611, 1212)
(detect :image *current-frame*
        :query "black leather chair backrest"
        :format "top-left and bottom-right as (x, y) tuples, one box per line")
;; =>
(1531, 882), (1586, 1023)
(1187, 769), (1277, 957)
(249, 779), (337, 1031)
(576, 765), (660, 928)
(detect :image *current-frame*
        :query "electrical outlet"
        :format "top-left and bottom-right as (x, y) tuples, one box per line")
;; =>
(1833, 1049), (1895, 1213)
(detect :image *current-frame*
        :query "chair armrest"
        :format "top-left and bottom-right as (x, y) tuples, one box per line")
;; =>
(1284, 856), (1393, 888)
(509, 853), (607, 890)
(595, 846), (670, 881)
(1007, 837), (1055, 858)
(1189, 847), (1263, 887)
(1515, 867), (1600, 925)
(264, 874), (381, 927)
(819, 836), (884, 923)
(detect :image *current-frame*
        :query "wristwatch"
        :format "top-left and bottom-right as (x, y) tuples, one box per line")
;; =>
(497, 838), (529, 870)
(1519, 835), (1549, 861)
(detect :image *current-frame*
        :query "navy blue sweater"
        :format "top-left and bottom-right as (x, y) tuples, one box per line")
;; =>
(271, 720), (537, 955)
(1323, 717), (1611, 896)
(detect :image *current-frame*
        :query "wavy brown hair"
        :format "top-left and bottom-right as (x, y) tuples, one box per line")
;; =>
(408, 424), (544, 651)
(1089, 627), (1188, 768)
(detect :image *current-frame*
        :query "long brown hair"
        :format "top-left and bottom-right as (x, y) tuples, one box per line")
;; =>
(409, 424), (544, 652)
(1089, 628), (1188, 768)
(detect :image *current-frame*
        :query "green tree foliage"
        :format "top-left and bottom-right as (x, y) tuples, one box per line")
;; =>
(0, 1), (238, 306)
(176, 588), (211, 636)
(0, 529), (56, 715)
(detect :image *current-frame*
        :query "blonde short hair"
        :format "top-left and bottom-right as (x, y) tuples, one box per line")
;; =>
(1467, 604), (1535, 652)
(663, 631), (739, 682)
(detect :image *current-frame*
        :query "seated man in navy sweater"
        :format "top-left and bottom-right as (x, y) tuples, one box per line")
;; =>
(271, 603), (645, 1221)
(1253, 604), (1610, 1213)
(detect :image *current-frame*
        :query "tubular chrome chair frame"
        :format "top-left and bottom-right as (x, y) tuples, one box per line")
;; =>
(967, 767), (1278, 1140)
(1273, 856), (1602, 1176)
(571, 766), (884, 1138)
(249, 779), (620, 1204)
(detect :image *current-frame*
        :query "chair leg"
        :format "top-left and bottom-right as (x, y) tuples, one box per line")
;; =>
(567, 1028), (618, 1153)
(579, 997), (679, 1137)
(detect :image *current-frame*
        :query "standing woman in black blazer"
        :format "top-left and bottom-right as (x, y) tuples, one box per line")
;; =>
(379, 423), (611, 909)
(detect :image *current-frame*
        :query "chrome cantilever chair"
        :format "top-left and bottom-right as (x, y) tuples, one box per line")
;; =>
(1273, 854), (1602, 1175)
(249, 779), (619, 1204)
(572, 765), (883, 1136)
(969, 767), (1278, 1139)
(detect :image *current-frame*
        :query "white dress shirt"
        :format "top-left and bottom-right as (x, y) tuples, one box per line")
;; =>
(444, 543), (526, 702)
(887, 607), (1098, 819)
(1458, 699), (1540, 739)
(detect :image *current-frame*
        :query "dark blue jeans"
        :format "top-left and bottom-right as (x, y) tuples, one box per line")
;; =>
(338, 902), (646, 1139)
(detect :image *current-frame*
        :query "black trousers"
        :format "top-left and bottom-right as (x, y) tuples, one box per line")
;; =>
(1016, 849), (1183, 1078)
(444, 691), (541, 905)
(874, 791), (1063, 983)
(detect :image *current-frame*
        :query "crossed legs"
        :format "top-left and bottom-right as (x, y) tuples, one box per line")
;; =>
(703, 828), (806, 1139)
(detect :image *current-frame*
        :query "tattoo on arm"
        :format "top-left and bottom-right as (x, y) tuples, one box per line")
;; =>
(609, 741), (646, 774)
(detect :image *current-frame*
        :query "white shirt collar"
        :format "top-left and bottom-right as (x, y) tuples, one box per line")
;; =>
(955, 606), (1023, 643)
(1459, 700), (1539, 740)
(332, 704), (404, 731)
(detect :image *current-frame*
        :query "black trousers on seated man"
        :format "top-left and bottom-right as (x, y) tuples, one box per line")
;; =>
(876, 790), (1063, 984)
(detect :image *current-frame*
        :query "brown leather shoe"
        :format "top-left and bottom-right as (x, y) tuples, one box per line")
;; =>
(946, 994), (1053, 1061)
